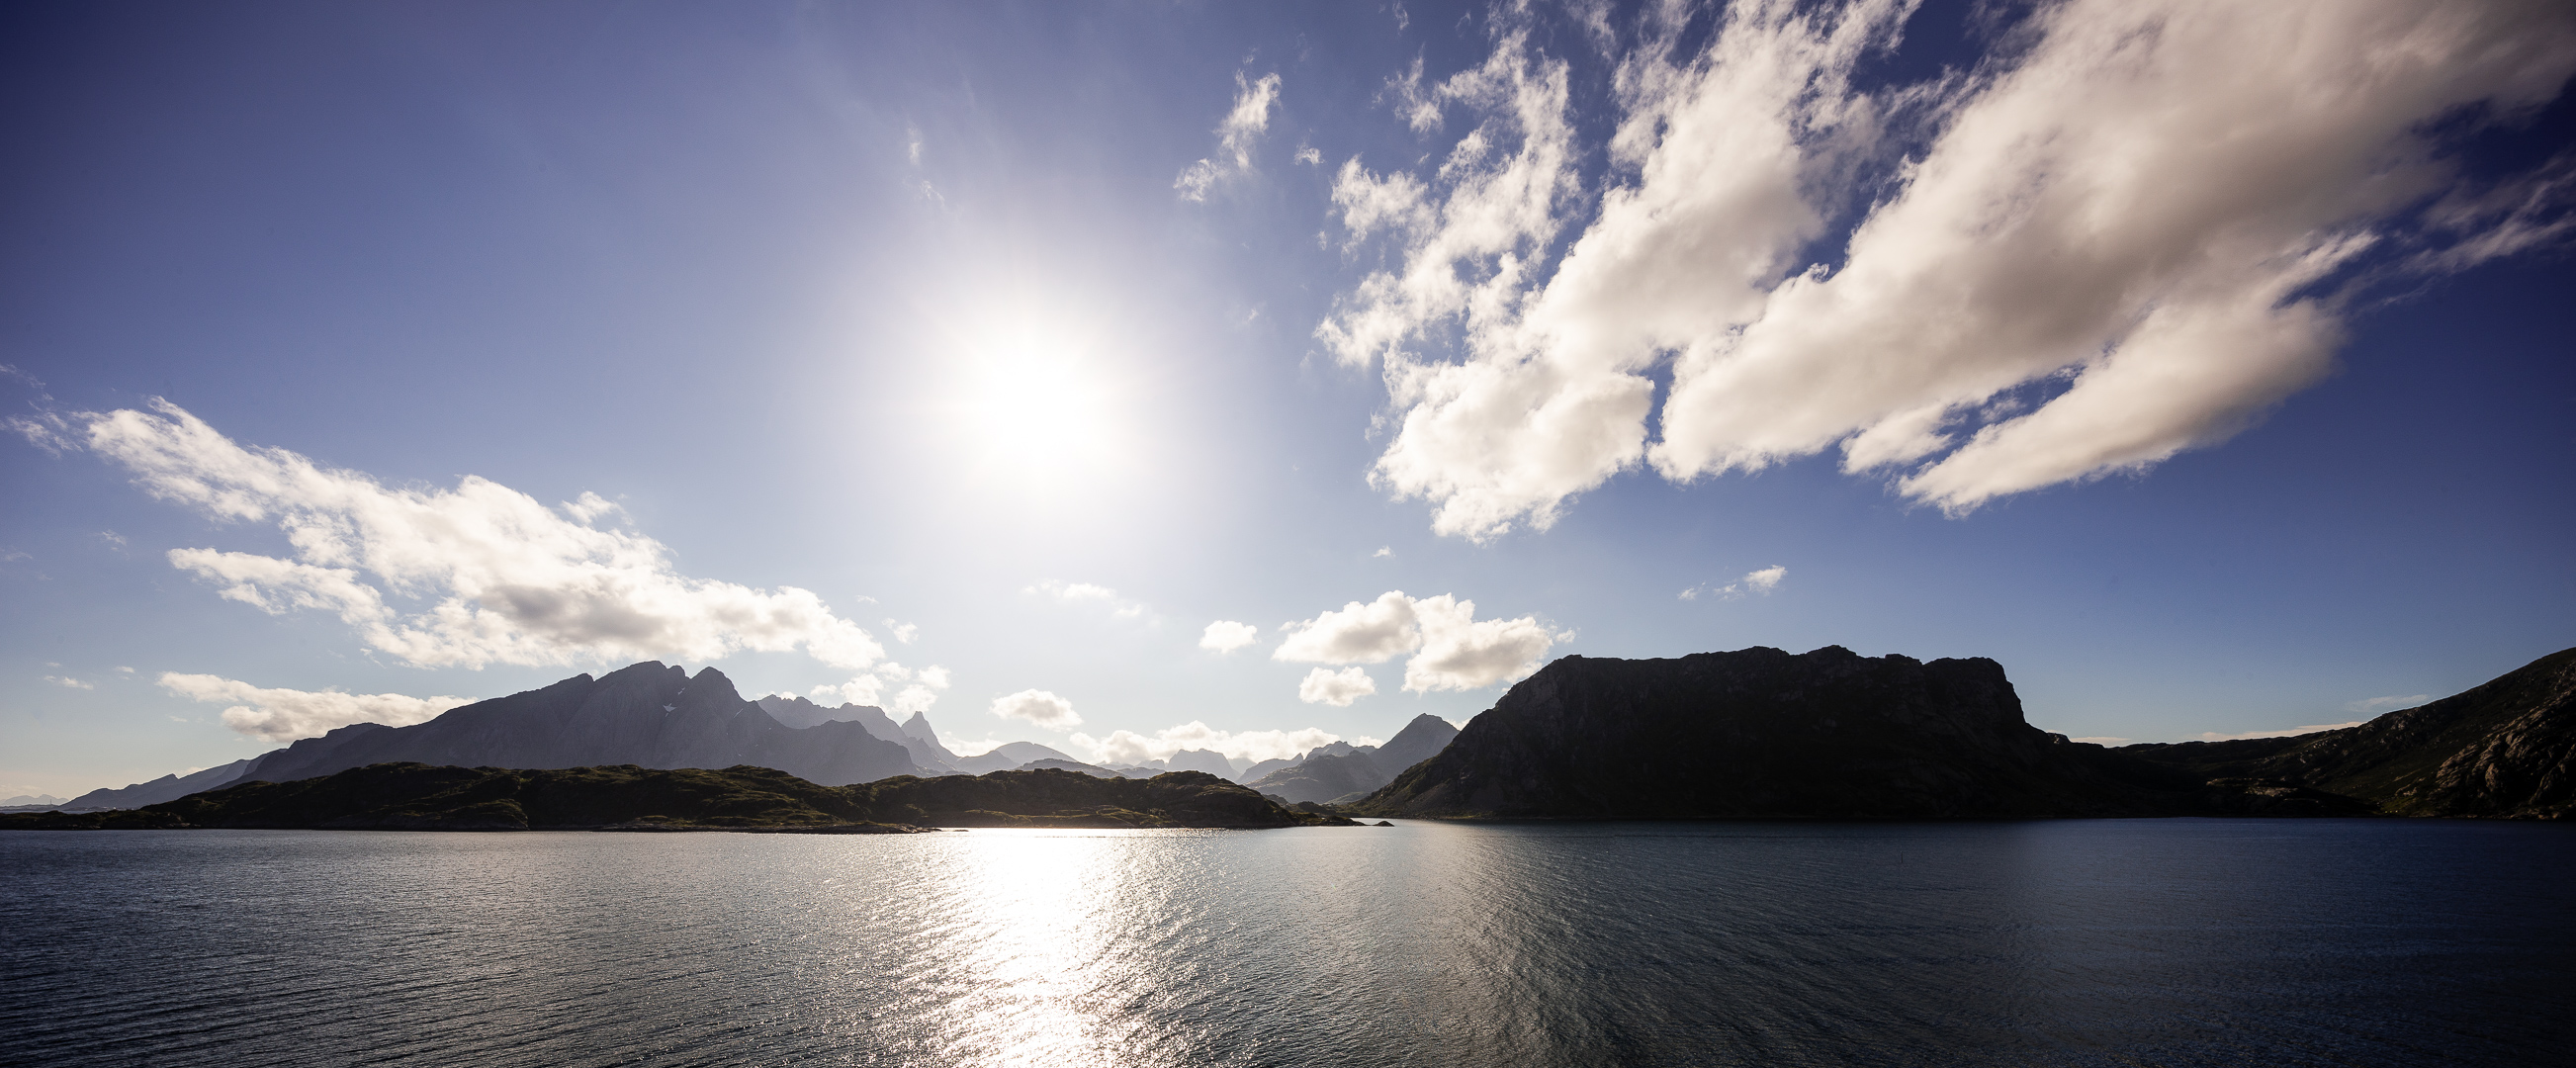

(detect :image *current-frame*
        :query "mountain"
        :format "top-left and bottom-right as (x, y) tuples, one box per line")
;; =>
(757, 695), (960, 773)
(2121, 647), (2575, 819)
(54, 758), (268, 812)
(1239, 756), (1298, 782)
(2, 763), (1359, 831)
(1162, 748), (1238, 779)
(953, 741), (1076, 774)
(0, 793), (64, 807)
(1354, 647), (2188, 819)
(1247, 714), (1462, 804)
(897, 711), (967, 769)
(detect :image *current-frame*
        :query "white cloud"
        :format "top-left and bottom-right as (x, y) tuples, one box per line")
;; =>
(159, 672), (476, 744)
(886, 619), (920, 644)
(1025, 578), (1147, 619)
(1274, 589), (1563, 692)
(1297, 666), (1378, 706)
(2345, 694), (2431, 715)
(1322, 0), (2576, 537)
(2194, 721), (2364, 744)
(1681, 565), (1786, 602)
(1069, 721), (1367, 767)
(813, 662), (949, 711)
(1199, 620), (1261, 654)
(115, 666), (134, 673)
(44, 675), (94, 690)
(24, 400), (888, 672)
(990, 688), (1081, 730)
(2070, 737), (2131, 746)
(1372, 546), (1392, 558)
(1176, 71), (1284, 201)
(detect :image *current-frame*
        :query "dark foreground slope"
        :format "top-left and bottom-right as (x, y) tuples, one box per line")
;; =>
(1353, 647), (2194, 819)
(3, 764), (1357, 831)
(2122, 647), (2576, 819)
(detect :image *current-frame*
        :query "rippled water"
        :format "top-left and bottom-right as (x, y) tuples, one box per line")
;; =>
(3, 819), (2568, 1066)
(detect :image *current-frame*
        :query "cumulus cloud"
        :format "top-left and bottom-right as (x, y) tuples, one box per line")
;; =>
(2195, 721), (2364, 743)
(1321, 0), (2576, 537)
(1297, 666), (1378, 706)
(1176, 71), (1284, 201)
(44, 675), (94, 690)
(886, 619), (920, 644)
(159, 672), (476, 744)
(1199, 620), (1261, 654)
(2345, 694), (2431, 715)
(990, 688), (1081, 729)
(1025, 579), (1147, 620)
(1275, 589), (1562, 692)
(1069, 721), (1369, 767)
(17, 400), (888, 671)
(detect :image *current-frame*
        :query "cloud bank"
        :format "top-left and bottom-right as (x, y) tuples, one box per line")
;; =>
(160, 672), (476, 743)
(1321, 0), (2576, 538)
(1070, 721), (1375, 767)
(1274, 590), (1563, 692)
(17, 400), (888, 671)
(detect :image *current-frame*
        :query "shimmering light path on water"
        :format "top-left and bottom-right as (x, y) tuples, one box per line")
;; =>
(4, 820), (2568, 1066)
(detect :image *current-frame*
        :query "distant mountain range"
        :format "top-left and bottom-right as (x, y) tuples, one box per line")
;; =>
(1355, 645), (2573, 819)
(1245, 715), (1461, 804)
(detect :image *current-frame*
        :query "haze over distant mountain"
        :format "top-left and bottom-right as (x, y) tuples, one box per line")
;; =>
(52, 664), (922, 810)
(756, 695), (960, 773)
(2121, 647), (2575, 819)
(1248, 714), (1460, 804)
(952, 741), (1077, 775)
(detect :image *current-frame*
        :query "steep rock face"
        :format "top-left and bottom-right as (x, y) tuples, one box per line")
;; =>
(231, 663), (921, 788)
(1355, 647), (2183, 819)
(54, 757), (268, 812)
(2123, 648), (2575, 818)
(1248, 714), (1463, 804)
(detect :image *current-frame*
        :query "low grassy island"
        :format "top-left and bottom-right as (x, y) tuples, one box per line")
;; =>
(1, 763), (1362, 832)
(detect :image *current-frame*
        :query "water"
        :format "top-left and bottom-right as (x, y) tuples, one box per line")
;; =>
(3, 819), (2568, 1067)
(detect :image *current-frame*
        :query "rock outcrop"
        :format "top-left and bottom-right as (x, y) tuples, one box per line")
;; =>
(2122, 647), (2575, 819)
(1353, 647), (2185, 819)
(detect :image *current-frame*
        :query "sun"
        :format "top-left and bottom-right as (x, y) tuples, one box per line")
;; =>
(951, 323), (1126, 487)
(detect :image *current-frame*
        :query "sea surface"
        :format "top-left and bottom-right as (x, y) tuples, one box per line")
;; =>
(3, 819), (2568, 1067)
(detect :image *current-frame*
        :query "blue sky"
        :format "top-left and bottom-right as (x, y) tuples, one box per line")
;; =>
(5, 0), (2571, 798)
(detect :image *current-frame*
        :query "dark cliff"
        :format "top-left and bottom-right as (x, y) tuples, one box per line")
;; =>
(2122, 647), (2575, 819)
(1353, 647), (2187, 819)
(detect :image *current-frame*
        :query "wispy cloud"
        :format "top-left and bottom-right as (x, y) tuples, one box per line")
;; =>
(1026, 578), (1148, 620)
(2345, 694), (2430, 715)
(44, 675), (94, 690)
(1321, 0), (2576, 537)
(15, 400), (887, 671)
(1176, 70), (1283, 201)
(1682, 565), (1787, 601)
(159, 672), (475, 743)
